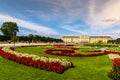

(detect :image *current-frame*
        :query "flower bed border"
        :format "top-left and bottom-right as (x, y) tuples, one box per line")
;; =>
(0, 47), (74, 74)
(108, 58), (120, 79)
(45, 49), (119, 57)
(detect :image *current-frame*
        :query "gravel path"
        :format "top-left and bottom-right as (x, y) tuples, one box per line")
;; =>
(0, 43), (49, 47)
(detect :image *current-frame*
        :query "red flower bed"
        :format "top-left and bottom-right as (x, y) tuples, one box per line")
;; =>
(109, 58), (120, 79)
(0, 47), (74, 74)
(53, 44), (79, 50)
(21, 45), (45, 47)
(53, 43), (65, 47)
(45, 49), (119, 57)
(71, 47), (79, 50)
(112, 58), (120, 67)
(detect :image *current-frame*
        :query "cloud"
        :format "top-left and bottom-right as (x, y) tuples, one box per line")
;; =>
(1, 0), (120, 39)
(61, 25), (88, 35)
(88, 0), (120, 30)
(89, 0), (95, 18)
(26, 0), (85, 24)
(103, 30), (120, 39)
(17, 28), (37, 36)
(0, 14), (59, 37)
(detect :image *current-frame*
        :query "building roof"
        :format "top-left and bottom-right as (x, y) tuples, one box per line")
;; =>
(62, 35), (112, 38)
(62, 36), (79, 38)
(90, 36), (112, 38)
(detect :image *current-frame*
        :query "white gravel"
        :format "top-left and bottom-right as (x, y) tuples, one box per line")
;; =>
(0, 43), (49, 47)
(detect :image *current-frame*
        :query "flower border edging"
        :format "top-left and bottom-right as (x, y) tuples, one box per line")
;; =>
(0, 47), (74, 74)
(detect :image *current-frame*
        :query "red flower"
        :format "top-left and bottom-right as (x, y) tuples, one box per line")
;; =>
(112, 58), (120, 67)
(0, 47), (73, 74)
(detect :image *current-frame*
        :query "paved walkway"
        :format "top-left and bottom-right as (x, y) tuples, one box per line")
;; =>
(0, 43), (49, 47)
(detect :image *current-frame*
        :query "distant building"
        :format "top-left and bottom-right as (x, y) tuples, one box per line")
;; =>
(61, 35), (112, 44)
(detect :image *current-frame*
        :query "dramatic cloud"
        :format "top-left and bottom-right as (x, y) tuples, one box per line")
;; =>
(26, 0), (86, 24)
(0, 0), (120, 38)
(88, 0), (120, 30)
(0, 14), (59, 36)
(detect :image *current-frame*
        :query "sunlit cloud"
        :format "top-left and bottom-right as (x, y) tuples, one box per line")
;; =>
(0, 14), (59, 37)
(88, 0), (120, 30)
(61, 25), (88, 35)
(0, 0), (120, 38)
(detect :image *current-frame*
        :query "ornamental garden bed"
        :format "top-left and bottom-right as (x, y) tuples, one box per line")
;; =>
(108, 58), (120, 80)
(1, 46), (113, 80)
(1, 46), (120, 80)
(107, 48), (120, 80)
(0, 47), (74, 74)
(45, 47), (119, 57)
(45, 45), (120, 80)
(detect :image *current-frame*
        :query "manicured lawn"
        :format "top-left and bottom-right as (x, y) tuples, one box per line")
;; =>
(0, 46), (112, 80)
(75, 47), (101, 54)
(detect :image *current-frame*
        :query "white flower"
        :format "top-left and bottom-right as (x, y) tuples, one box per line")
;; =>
(1, 47), (73, 68)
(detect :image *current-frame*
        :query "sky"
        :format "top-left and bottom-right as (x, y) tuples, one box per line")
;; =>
(0, 0), (120, 39)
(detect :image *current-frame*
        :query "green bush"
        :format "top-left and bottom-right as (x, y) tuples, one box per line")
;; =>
(114, 67), (120, 80)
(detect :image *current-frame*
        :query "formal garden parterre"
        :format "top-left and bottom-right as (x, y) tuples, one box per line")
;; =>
(1, 44), (120, 79)
(45, 45), (119, 57)
(39, 44), (120, 80)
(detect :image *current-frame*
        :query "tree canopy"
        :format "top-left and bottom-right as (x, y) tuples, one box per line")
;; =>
(0, 22), (63, 43)
(107, 38), (120, 44)
(0, 22), (19, 36)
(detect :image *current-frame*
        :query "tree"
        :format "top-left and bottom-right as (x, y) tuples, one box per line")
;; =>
(11, 36), (19, 47)
(28, 34), (34, 42)
(28, 34), (34, 38)
(116, 38), (120, 44)
(33, 35), (40, 42)
(0, 22), (19, 36)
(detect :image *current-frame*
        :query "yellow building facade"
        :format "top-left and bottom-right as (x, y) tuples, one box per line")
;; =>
(61, 35), (112, 44)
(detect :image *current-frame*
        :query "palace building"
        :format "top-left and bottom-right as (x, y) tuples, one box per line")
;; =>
(61, 35), (112, 44)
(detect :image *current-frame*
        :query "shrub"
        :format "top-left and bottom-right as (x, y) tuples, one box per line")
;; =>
(109, 58), (120, 80)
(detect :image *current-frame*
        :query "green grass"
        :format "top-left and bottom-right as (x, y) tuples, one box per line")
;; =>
(0, 47), (112, 80)
(75, 47), (101, 54)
